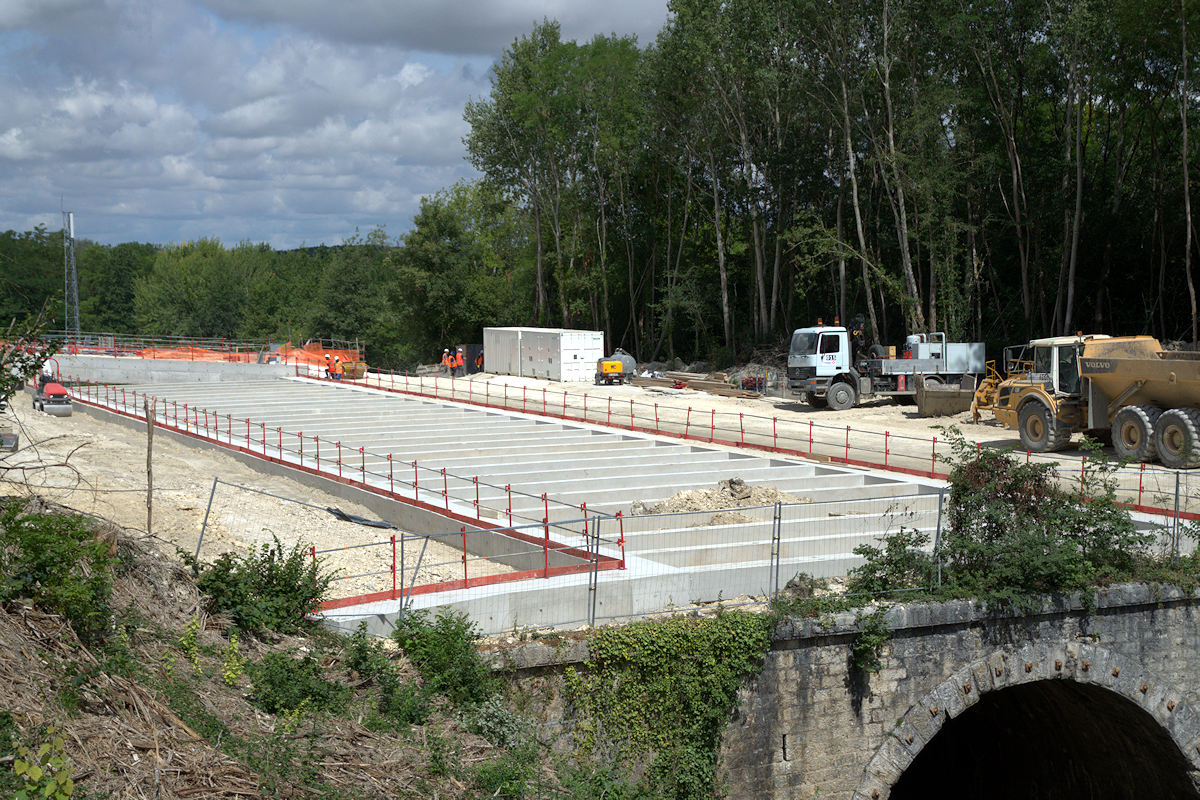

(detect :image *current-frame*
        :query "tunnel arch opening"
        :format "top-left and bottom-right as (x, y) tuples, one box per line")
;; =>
(889, 679), (1199, 799)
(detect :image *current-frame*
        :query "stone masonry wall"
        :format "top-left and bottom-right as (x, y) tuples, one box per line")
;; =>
(496, 584), (1200, 799)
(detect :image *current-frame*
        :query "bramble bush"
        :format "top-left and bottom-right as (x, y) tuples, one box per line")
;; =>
(184, 534), (332, 636)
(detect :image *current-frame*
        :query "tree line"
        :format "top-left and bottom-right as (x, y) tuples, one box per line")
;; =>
(3, 0), (1199, 368)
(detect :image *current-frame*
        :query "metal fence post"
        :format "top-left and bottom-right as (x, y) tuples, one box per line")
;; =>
(195, 476), (220, 559)
(1174, 470), (1182, 561)
(934, 487), (946, 588)
(587, 517), (601, 627)
(770, 502), (782, 601)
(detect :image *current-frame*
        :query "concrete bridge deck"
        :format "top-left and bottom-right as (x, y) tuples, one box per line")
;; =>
(74, 374), (943, 631)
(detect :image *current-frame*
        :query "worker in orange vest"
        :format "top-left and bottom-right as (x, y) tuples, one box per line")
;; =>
(474, 349), (484, 371)
(441, 348), (451, 374)
(323, 353), (331, 379)
(331, 356), (344, 381)
(453, 347), (465, 377)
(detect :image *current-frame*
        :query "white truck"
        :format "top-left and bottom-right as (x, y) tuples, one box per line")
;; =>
(786, 318), (986, 410)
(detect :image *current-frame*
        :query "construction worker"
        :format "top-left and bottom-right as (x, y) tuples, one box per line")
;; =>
(453, 347), (465, 377)
(474, 349), (484, 372)
(323, 353), (331, 379)
(442, 348), (451, 375)
(331, 356), (344, 381)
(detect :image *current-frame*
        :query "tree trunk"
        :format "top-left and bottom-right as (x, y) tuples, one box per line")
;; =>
(1183, 0), (1198, 344)
(840, 76), (879, 341)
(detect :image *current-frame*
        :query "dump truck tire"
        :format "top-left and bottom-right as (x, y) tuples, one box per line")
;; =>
(1154, 408), (1200, 469)
(826, 381), (856, 411)
(1112, 404), (1161, 463)
(1018, 402), (1072, 452)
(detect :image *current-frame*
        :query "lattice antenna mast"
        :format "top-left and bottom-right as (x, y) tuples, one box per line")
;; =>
(62, 210), (80, 337)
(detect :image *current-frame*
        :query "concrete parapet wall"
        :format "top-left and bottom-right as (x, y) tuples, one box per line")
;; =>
(53, 354), (294, 385)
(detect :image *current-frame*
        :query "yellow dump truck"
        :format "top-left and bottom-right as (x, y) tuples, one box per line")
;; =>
(973, 335), (1200, 467)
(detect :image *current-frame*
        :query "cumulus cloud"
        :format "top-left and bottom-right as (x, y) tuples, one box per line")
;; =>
(197, 0), (665, 54)
(0, 0), (668, 247)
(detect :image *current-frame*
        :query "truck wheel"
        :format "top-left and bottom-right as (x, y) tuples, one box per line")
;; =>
(1112, 405), (1161, 463)
(826, 382), (856, 411)
(1018, 402), (1072, 452)
(1154, 408), (1200, 469)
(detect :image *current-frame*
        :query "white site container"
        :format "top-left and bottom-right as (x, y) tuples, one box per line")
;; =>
(483, 328), (523, 377)
(483, 327), (604, 382)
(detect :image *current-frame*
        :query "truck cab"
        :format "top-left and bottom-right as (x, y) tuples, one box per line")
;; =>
(978, 335), (1107, 452)
(787, 325), (856, 409)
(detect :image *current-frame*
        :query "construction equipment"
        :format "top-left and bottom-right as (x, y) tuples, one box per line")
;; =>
(787, 315), (985, 410)
(33, 374), (72, 417)
(973, 334), (1200, 467)
(595, 348), (636, 386)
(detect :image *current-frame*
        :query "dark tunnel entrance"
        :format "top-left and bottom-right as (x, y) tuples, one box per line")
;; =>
(889, 680), (1199, 799)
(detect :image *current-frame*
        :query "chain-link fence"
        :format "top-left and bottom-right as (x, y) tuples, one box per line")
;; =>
(197, 476), (1189, 636)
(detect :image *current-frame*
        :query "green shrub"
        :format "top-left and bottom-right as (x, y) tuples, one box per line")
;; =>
(461, 695), (531, 749)
(186, 535), (332, 635)
(0, 499), (114, 645)
(345, 623), (431, 727)
(937, 430), (1150, 610)
(391, 609), (495, 706)
(474, 744), (537, 798)
(846, 529), (935, 598)
(248, 650), (348, 715)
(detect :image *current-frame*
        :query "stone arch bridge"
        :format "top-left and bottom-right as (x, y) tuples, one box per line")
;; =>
(720, 583), (1200, 799)
(506, 583), (1200, 799)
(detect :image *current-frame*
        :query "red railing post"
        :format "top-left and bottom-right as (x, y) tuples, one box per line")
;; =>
(336, 441), (343, 477)
(542, 387), (546, 414)
(473, 476), (479, 513)
(617, 510), (626, 569)
(845, 426), (850, 462)
(314, 436), (320, 470)
(360, 446), (366, 484)
(461, 527), (468, 584)
(391, 534), (397, 599)
(884, 431), (890, 468)
(655, 404), (660, 434)
(773, 417), (778, 451)
(685, 407), (692, 438)
(310, 545), (316, 567)
(543, 516), (550, 578)
(522, 386), (527, 411)
(441, 468), (448, 509)
(298, 431), (304, 463)
(1080, 457), (1087, 494)
(931, 436), (938, 477)
(739, 413), (744, 444)
(506, 484), (512, 525)
(1138, 463), (1146, 509)
(412, 461), (418, 501)
(808, 420), (814, 455)
(608, 397), (612, 425)
(583, 393), (588, 420)
(276, 426), (282, 456)
(630, 398), (634, 429)
(261, 422), (267, 455)
(388, 454), (394, 495)
(710, 409), (715, 442)
(173, 400), (178, 427)
(563, 391), (567, 417)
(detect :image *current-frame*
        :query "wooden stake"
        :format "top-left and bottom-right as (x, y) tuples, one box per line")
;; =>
(144, 397), (154, 534)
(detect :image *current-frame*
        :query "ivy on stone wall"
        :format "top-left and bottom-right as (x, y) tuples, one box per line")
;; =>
(564, 609), (773, 800)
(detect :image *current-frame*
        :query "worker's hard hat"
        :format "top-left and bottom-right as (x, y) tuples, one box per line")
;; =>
(444, 348), (449, 352)
(324, 353), (330, 359)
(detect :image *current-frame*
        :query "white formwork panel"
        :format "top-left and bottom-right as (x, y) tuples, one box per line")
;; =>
(483, 328), (523, 377)
(521, 329), (559, 380)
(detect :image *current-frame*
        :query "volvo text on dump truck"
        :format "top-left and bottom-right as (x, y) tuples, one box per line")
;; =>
(972, 334), (1200, 467)
(787, 317), (986, 410)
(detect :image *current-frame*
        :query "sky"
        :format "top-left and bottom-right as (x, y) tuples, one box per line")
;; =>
(0, 0), (669, 248)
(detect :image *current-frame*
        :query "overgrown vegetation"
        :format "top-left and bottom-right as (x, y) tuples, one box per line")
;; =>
(0, 498), (115, 645)
(564, 610), (774, 799)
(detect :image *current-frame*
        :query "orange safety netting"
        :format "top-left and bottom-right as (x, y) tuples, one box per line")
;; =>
(132, 342), (361, 365)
